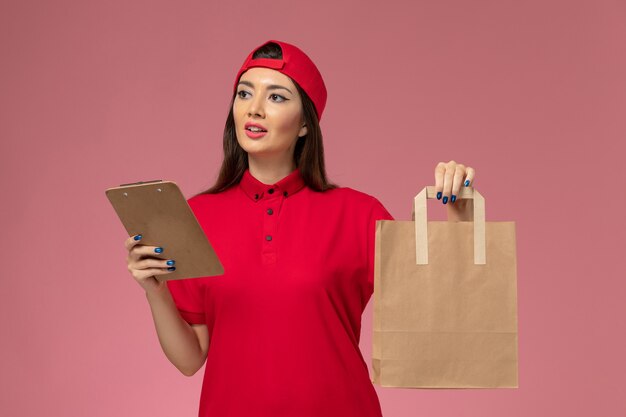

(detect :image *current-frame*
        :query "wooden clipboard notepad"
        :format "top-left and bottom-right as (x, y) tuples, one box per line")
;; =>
(105, 179), (224, 281)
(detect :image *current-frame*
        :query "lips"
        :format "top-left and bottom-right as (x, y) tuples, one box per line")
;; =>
(245, 122), (267, 132)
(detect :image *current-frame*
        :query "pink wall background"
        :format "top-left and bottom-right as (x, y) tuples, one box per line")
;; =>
(1, 0), (624, 416)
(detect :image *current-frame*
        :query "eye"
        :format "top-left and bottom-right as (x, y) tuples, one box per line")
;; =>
(237, 90), (250, 99)
(270, 94), (287, 102)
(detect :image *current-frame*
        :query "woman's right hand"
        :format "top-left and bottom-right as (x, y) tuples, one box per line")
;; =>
(125, 234), (176, 293)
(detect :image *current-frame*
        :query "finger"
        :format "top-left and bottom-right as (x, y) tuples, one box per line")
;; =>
(125, 234), (143, 251)
(134, 257), (176, 271)
(132, 267), (176, 283)
(441, 161), (456, 204)
(130, 243), (166, 262)
(464, 166), (475, 187)
(450, 164), (465, 204)
(434, 162), (446, 200)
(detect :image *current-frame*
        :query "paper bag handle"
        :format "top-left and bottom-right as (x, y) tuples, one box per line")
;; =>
(410, 186), (486, 265)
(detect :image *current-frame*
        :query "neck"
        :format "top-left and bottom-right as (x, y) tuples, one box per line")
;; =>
(247, 154), (297, 185)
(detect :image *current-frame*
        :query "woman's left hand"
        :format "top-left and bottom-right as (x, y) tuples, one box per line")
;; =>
(434, 160), (475, 205)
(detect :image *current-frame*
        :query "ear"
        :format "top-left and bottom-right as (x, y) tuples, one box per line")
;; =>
(298, 123), (308, 138)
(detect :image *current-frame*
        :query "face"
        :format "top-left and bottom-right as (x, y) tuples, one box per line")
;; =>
(233, 67), (307, 159)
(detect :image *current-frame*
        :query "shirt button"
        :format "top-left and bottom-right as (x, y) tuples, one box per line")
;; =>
(265, 235), (272, 241)
(267, 208), (273, 215)
(268, 188), (274, 194)
(283, 191), (288, 197)
(254, 194), (259, 200)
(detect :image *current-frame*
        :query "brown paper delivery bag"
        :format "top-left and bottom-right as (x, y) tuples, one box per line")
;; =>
(371, 186), (518, 388)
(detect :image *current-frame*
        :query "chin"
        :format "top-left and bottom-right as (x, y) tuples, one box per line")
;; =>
(238, 140), (268, 155)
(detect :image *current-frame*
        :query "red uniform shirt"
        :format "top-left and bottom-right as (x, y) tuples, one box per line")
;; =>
(166, 167), (394, 417)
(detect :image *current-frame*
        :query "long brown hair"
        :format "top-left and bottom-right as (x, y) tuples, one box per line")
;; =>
(191, 42), (338, 198)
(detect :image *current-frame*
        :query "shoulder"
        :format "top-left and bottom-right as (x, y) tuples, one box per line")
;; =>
(187, 186), (238, 205)
(334, 186), (394, 220)
(325, 186), (383, 206)
(322, 186), (391, 218)
(186, 186), (239, 216)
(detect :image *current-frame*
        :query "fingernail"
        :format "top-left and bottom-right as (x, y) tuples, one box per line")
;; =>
(443, 196), (448, 204)
(437, 192), (442, 200)
(167, 266), (176, 271)
(464, 180), (470, 187)
(166, 260), (175, 266)
(451, 195), (456, 203)
(134, 234), (142, 241)
(154, 247), (163, 253)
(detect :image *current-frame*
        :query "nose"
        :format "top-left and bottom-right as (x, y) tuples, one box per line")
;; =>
(247, 93), (265, 118)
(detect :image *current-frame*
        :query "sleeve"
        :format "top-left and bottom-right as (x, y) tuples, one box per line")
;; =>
(164, 195), (206, 325)
(166, 278), (206, 325)
(366, 197), (395, 288)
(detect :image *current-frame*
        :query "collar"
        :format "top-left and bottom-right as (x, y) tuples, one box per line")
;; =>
(239, 167), (306, 202)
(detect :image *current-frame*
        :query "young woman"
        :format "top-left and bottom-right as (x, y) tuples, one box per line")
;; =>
(124, 39), (476, 417)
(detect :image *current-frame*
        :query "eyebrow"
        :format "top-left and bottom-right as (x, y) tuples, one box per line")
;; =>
(237, 80), (293, 95)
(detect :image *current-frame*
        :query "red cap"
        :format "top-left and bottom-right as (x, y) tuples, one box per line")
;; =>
(233, 40), (328, 122)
